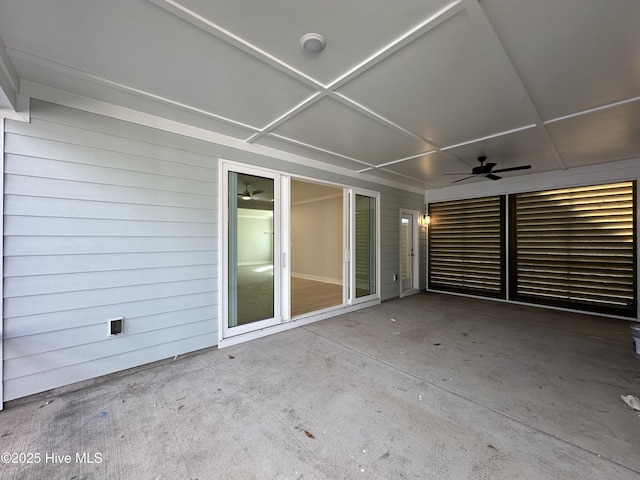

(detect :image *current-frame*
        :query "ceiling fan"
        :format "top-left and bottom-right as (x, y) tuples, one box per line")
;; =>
(445, 156), (531, 183)
(238, 182), (263, 200)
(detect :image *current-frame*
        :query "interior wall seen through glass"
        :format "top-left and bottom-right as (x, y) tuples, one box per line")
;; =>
(290, 179), (344, 316)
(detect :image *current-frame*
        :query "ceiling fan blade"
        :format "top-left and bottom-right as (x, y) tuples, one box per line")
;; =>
(491, 165), (531, 174)
(252, 189), (264, 195)
(485, 163), (497, 170)
(443, 173), (475, 175)
(485, 174), (501, 180)
(452, 175), (476, 183)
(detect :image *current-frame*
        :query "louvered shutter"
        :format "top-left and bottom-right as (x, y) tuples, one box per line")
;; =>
(428, 196), (505, 298)
(510, 181), (636, 317)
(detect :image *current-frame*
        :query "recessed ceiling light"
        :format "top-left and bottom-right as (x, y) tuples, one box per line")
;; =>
(300, 33), (326, 53)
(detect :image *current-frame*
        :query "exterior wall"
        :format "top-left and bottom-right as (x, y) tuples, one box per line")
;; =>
(2, 100), (425, 401)
(3, 100), (219, 400)
(380, 190), (427, 299)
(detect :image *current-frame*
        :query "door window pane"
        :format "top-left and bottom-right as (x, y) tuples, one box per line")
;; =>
(228, 172), (275, 327)
(401, 216), (412, 289)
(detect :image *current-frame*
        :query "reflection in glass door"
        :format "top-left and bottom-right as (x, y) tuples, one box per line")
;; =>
(227, 170), (279, 333)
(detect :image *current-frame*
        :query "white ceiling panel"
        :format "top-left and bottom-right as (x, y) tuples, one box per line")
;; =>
(172, 0), (456, 85)
(0, 0), (315, 128)
(0, 0), (639, 191)
(338, 10), (532, 148)
(481, 0), (640, 120)
(546, 101), (640, 169)
(374, 152), (470, 188)
(270, 97), (433, 166)
(358, 167), (432, 190)
(11, 56), (258, 140)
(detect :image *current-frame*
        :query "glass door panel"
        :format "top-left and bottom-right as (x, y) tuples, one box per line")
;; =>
(290, 179), (344, 316)
(401, 215), (413, 290)
(355, 194), (377, 298)
(227, 170), (279, 334)
(222, 162), (380, 343)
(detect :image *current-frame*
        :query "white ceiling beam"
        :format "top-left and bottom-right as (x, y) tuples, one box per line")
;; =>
(267, 132), (374, 168)
(462, 0), (566, 170)
(440, 124), (536, 151)
(246, 92), (326, 143)
(331, 92), (435, 146)
(377, 151), (437, 169)
(543, 95), (640, 125)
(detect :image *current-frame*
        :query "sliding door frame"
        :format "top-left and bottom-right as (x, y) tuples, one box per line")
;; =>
(221, 162), (285, 339)
(347, 188), (381, 306)
(399, 209), (420, 297)
(219, 160), (381, 347)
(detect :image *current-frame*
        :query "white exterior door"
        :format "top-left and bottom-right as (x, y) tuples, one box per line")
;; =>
(400, 210), (420, 297)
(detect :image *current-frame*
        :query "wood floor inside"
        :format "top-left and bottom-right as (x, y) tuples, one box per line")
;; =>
(291, 276), (342, 317)
(235, 265), (344, 323)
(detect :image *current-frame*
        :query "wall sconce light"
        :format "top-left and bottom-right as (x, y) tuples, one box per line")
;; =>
(422, 214), (430, 225)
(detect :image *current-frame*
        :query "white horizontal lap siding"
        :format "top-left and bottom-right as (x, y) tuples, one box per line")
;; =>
(3, 101), (218, 401)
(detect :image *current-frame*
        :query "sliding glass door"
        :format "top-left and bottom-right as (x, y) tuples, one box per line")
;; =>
(354, 194), (377, 299)
(290, 179), (344, 317)
(223, 166), (281, 337)
(222, 161), (380, 340)
(346, 190), (379, 305)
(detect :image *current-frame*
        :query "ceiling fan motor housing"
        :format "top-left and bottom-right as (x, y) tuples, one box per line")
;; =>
(472, 163), (496, 175)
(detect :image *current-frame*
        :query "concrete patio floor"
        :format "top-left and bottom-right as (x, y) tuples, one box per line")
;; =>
(1, 292), (640, 479)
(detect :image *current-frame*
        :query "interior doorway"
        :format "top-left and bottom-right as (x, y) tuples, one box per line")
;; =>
(400, 210), (420, 297)
(290, 179), (344, 316)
